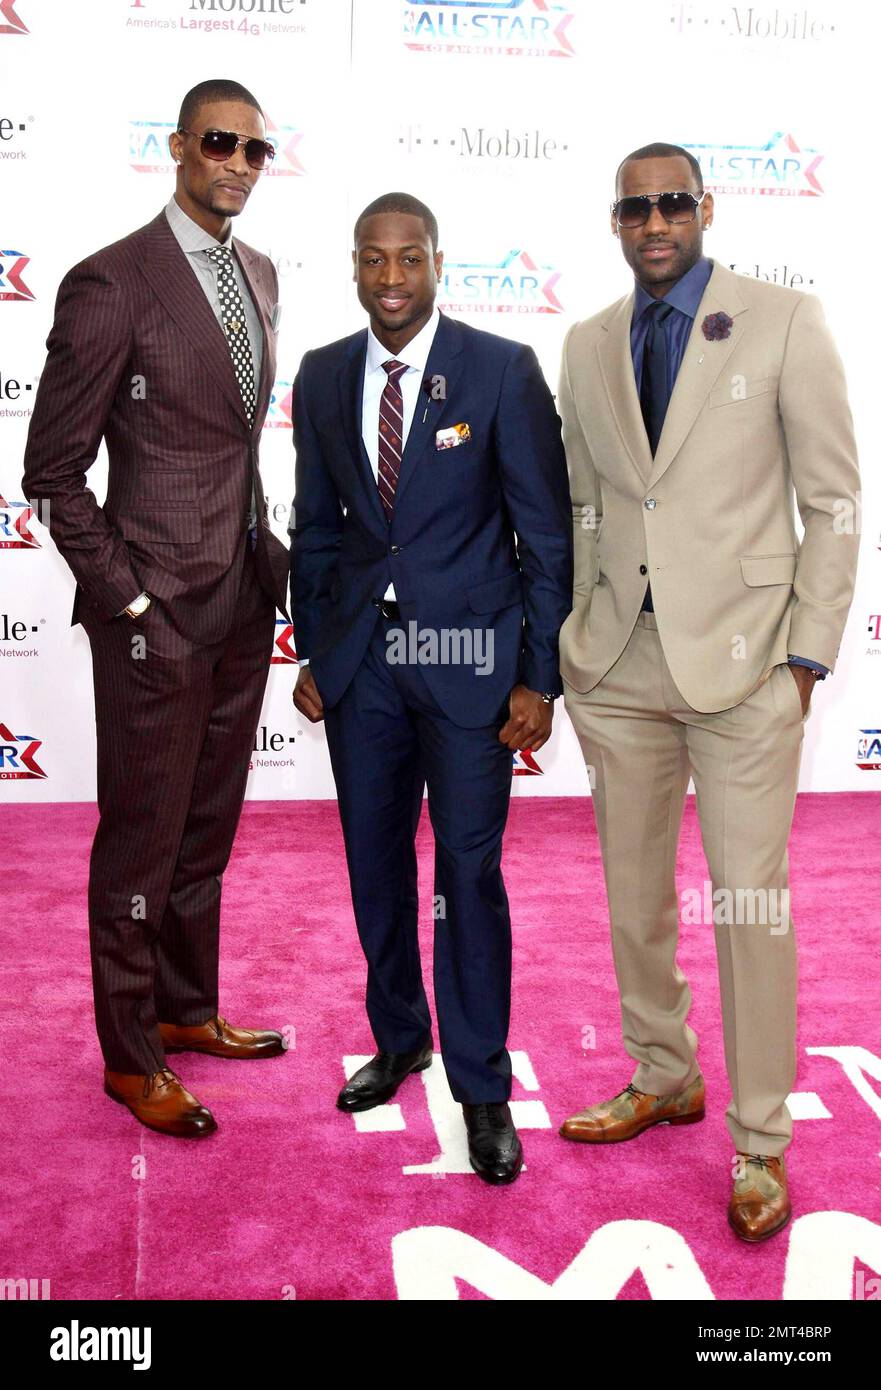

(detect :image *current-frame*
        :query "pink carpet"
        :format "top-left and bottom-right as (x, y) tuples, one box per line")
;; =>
(1, 795), (879, 1301)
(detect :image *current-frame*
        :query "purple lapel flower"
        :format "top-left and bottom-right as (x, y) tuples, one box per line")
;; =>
(702, 311), (733, 342)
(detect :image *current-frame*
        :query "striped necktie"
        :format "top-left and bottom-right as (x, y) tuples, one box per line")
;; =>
(377, 358), (409, 517)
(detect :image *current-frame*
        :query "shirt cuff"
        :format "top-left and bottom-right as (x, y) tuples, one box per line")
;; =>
(788, 655), (829, 679)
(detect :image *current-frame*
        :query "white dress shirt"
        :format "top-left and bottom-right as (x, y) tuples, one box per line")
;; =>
(362, 306), (440, 599)
(299, 308), (440, 663)
(164, 194), (263, 395)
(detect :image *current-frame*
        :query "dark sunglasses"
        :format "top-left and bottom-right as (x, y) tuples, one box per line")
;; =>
(178, 127), (276, 171)
(612, 190), (706, 229)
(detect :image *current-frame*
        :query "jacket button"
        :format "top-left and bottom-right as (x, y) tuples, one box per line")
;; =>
(639, 564), (647, 575)
(390, 544), (400, 554)
(644, 498), (657, 510)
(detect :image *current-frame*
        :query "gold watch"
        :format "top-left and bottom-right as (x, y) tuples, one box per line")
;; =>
(124, 592), (151, 620)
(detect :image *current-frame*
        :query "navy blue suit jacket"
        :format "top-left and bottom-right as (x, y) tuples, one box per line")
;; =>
(290, 311), (573, 729)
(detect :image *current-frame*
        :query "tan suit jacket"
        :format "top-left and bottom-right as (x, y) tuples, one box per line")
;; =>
(558, 261), (860, 712)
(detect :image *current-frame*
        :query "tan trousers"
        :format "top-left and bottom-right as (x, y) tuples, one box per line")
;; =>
(564, 612), (806, 1157)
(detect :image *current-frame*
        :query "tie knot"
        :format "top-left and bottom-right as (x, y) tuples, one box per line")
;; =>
(204, 245), (233, 266)
(646, 299), (675, 323)
(382, 358), (409, 385)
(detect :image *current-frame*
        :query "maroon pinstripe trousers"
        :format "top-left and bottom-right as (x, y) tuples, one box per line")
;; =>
(80, 542), (276, 1074)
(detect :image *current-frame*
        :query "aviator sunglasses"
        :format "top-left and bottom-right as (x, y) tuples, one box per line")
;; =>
(178, 127), (276, 171)
(612, 190), (706, 229)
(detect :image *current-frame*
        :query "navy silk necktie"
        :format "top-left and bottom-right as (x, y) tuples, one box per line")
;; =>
(639, 299), (675, 457)
(639, 300), (674, 612)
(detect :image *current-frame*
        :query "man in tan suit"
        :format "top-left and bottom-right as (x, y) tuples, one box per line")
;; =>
(557, 142), (860, 1241)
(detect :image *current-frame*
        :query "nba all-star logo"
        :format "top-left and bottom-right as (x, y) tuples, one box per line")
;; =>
(265, 380), (293, 429)
(0, 1), (28, 35)
(513, 749), (542, 775)
(0, 492), (40, 548)
(272, 618), (297, 664)
(403, 0), (575, 58)
(129, 117), (305, 176)
(439, 250), (562, 314)
(0, 250), (34, 301)
(684, 132), (824, 196)
(856, 730), (881, 771)
(0, 722), (46, 779)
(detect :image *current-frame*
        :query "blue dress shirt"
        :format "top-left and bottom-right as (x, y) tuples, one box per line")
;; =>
(630, 254), (712, 392)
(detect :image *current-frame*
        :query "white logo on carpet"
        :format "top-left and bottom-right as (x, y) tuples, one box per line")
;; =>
(341, 1050), (551, 1175)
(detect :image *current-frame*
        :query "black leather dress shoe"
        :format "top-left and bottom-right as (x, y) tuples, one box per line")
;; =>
(336, 1043), (433, 1113)
(463, 1102), (523, 1185)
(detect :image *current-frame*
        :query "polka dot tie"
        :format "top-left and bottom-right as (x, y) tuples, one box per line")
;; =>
(204, 245), (257, 426)
(377, 359), (409, 518)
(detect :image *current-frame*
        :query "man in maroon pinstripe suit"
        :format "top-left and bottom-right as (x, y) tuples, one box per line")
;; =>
(22, 79), (290, 1138)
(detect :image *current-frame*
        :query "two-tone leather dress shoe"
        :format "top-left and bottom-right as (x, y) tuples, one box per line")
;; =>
(337, 1043), (433, 1112)
(104, 1068), (217, 1138)
(729, 1154), (791, 1242)
(463, 1102), (523, 1185)
(559, 1075), (705, 1143)
(158, 1014), (286, 1059)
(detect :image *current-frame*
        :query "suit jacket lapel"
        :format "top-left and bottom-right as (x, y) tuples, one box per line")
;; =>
(135, 213), (250, 428)
(339, 332), (387, 528)
(596, 295), (654, 487)
(648, 263), (749, 488)
(234, 239), (276, 435)
(393, 311), (465, 510)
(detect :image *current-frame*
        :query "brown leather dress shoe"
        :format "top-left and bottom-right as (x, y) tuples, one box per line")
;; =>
(104, 1068), (217, 1138)
(729, 1154), (791, 1243)
(158, 1014), (286, 1059)
(559, 1075), (705, 1143)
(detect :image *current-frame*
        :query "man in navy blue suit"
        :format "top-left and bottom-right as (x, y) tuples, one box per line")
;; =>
(290, 193), (572, 1183)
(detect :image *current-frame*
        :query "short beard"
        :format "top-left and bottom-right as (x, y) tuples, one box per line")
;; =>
(633, 242), (700, 292)
(208, 192), (248, 220)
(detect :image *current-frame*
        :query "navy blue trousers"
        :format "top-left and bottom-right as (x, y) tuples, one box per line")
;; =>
(323, 613), (515, 1103)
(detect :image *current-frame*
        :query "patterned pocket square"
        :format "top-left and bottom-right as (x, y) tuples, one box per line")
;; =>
(435, 423), (471, 450)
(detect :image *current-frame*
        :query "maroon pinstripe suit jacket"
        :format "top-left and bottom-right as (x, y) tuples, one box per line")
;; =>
(22, 210), (289, 643)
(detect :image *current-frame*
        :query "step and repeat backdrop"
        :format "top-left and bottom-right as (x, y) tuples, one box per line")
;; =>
(1, 0), (879, 801)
